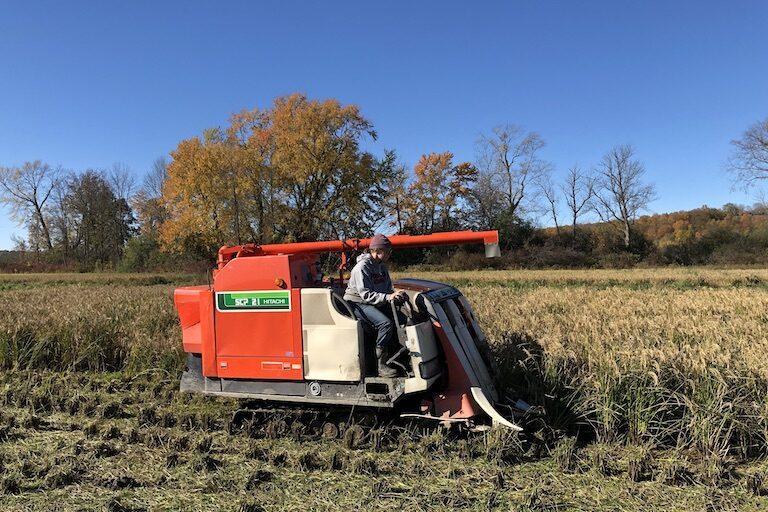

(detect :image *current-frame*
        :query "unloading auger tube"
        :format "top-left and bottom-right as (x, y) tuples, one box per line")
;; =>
(174, 230), (524, 432)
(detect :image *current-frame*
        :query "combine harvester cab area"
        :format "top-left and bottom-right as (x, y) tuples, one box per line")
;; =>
(174, 230), (521, 431)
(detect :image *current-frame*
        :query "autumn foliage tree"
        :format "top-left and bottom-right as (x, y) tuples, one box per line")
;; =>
(161, 94), (400, 256)
(397, 152), (477, 234)
(269, 94), (400, 241)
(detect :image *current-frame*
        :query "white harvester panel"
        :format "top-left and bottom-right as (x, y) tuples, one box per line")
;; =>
(301, 289), (362, 381)
(403, 320), (442, 394)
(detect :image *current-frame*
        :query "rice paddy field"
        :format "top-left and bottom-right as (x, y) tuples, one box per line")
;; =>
(2, 268), (768, 511)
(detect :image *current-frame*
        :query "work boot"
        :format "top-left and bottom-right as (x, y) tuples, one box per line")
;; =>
(375, 347), (398, 378)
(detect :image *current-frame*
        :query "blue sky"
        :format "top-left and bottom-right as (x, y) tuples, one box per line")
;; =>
(1, 1), (766, 248)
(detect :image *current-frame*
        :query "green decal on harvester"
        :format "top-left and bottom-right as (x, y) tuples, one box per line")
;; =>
(216, 290), (291, 312)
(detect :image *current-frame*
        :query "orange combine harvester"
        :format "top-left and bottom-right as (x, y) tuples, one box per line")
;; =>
(174, 230), (521, 431)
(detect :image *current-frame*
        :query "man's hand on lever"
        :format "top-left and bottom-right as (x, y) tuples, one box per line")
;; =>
(386, 291), (408, 305)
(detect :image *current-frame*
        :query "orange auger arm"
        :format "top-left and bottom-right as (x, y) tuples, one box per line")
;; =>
(217, 230), (500, 269)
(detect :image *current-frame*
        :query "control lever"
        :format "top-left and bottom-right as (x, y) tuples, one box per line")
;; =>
(387, 296), (413, 376)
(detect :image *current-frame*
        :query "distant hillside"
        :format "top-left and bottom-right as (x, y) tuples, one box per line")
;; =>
(636, 205), (768, 245)
(636, 205), (768, 265)
(533, 204), (768, 267)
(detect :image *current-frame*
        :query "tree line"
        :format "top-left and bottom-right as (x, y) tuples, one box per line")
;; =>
(0, 163), (136, 267)
(1, 93), (766, 271)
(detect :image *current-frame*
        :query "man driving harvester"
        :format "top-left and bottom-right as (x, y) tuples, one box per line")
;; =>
(343, 234), (408, 378)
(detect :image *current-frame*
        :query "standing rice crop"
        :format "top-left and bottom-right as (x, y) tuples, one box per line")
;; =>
(463, 282), (768, 458)
(0, 283), (183, 373)
(3, 269), (768, 459)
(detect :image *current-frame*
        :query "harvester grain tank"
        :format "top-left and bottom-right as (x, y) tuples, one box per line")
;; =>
(174, 230), (520, 431)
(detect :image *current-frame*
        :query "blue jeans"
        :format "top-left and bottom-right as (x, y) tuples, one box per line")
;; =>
(351, 302), (405, 350)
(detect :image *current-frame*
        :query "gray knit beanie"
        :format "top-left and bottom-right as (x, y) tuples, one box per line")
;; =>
(369, 233), (392, 250)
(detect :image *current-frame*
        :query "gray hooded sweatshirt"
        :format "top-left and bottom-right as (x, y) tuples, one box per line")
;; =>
(343, 253), (393, 306)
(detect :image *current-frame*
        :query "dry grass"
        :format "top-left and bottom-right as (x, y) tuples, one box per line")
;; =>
(469, 285), (768, 378)
(467, 284), (768, 455)
(2, 268), (768, 509)
(0, 280), (186, 372)
(398, 267), (768, 288)
(0, 272), (198, 289)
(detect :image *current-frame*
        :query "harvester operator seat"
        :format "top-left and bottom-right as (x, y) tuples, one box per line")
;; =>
(301, 289), (365, 382)
(328, 291), (383, 376)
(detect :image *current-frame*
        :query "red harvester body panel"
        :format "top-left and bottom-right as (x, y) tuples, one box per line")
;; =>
(213, 255), (304, 380)
(175, 252), (323, 381)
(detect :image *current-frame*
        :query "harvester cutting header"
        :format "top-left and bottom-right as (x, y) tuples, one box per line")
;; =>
(174, 229), (520, 431)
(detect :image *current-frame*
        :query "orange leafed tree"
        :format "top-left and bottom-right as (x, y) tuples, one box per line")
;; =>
(161, 132), (240, 254)
(160, 93), (399, 256)
(398, 152), (477, 234)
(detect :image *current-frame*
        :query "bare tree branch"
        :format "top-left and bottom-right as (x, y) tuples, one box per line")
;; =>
(143, 157), (169, 199)
(727, 117), (768, 190)
(592, 145), (656, 248)
(476, 124), (549, 219)
(0, 161), (60, 250)
(537, 172), (560, 235)
(561, 165), (594, 237)
(107, 162), (137, 200)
